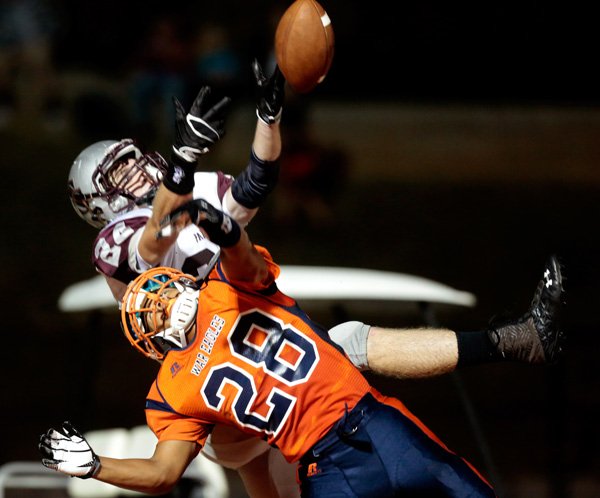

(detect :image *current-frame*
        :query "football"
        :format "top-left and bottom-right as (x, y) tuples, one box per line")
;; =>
(275, 0), (335, 94)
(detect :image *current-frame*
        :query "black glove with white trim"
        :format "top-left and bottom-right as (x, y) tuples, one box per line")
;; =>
(39, 421), (101, 479)
(253, 60), (285, 125)
(172, 86), (231, 163)
(158, 198), (241, 247)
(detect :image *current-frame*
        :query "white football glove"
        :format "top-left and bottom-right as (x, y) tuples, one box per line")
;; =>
(39, 421), (101, 479)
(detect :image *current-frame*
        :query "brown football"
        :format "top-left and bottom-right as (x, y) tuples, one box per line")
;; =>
(275, 0), (335, 94)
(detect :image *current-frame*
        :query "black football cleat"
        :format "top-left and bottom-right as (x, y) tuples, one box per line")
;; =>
(488, 255), (565, 364)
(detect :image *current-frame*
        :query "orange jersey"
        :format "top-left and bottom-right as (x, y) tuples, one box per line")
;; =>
(145, 247), (371, 462)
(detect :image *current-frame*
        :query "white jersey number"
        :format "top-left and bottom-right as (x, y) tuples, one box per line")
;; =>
(201, 309), (319, 436)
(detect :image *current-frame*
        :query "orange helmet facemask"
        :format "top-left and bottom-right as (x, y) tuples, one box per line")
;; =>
(121, 267), (199, 361)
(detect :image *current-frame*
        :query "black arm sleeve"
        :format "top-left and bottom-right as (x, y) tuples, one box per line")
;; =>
(231, 149), (280, 209)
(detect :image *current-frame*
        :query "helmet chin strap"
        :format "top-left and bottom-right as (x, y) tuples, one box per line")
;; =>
(155, 286), (198, 349)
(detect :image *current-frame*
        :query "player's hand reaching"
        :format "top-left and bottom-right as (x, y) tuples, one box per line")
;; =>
(253, 60), (286, 125)
(172, 86), (231, 163)
(39, 421), (101, 479)
(158, 198), (241, 248)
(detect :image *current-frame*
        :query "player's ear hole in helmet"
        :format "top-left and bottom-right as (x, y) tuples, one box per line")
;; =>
(121, 267), (200, 362)
(68, 139), (168, 229)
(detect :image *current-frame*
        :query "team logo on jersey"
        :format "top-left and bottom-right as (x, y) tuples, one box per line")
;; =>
(170, 362), (182, 377)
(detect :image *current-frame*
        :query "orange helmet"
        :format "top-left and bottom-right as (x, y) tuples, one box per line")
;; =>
(121, 267), (199, 361)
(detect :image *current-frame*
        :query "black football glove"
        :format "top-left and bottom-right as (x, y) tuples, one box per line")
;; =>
(172, 86), (231, 163)
(253, 60), (286, 125)
(158, 198), (241, 248)
(39, 421), (101, 479)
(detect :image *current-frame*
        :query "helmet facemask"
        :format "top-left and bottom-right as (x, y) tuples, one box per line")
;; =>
(94, 141), (166, 215)
(121, 267), (199, 361)
(68, 139), (168, 228)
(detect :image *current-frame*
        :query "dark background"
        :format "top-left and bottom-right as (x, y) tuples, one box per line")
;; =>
(33, 0), (600, 103)
(1, 1), (599, 497)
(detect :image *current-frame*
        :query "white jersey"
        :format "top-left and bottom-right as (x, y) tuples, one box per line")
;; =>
(92, 171), (233, 300)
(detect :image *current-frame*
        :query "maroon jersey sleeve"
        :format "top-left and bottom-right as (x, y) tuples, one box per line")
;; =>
(191, 171), (233, 207)
(215, 171), (234, 200)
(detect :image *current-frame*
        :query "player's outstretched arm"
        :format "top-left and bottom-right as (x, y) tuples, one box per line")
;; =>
(40, 422), (198, 495)
(158, 199), (268, 286)
(93, 440), (198, 495)
(225, 61), (285, 225)
(138, 87), (230, 265)
(219, 227), (269, 286)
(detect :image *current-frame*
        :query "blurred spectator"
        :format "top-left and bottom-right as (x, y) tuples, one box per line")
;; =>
(274, 96), (349, 229)
(0, 0), (62, 128)
(188, 22), (243, 101)
(127, 16), (190, 146)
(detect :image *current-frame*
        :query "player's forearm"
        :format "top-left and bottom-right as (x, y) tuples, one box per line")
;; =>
(367, 327), (459, 378)
(138, 185), (192, 264)
(221, 230), (269, 285)
(94, 456), (178, 495)
(228, 125), (280, 216)
(223, 188), (258, 226)
(252, 119), (281, 161)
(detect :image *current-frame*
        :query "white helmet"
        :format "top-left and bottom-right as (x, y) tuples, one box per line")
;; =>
(67, 139), (167, 228)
